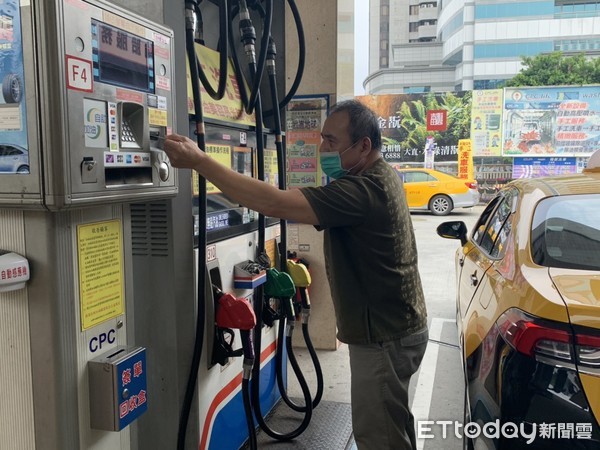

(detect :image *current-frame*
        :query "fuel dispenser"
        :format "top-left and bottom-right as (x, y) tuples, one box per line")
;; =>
(172, 1), (325, 449)
(0, 0), (176, 449)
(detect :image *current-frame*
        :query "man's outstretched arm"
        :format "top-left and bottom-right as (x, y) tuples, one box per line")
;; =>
(163, 134), (319, 225)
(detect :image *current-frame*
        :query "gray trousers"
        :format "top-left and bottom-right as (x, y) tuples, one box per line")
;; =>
(349, 327), (428, 450)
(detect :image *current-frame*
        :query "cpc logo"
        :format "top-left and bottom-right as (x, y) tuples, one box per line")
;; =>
(89, 329), (116, 353)
(84, 107), (106, 140)
(512, 91), (523, 102)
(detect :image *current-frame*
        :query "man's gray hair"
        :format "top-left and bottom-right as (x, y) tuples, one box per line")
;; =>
(330, 100), (382, 151)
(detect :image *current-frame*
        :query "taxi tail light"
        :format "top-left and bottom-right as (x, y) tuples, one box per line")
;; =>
(496, 308), (573, 361)
(575, 333), (600, 373)
(465, 182), (478, 190)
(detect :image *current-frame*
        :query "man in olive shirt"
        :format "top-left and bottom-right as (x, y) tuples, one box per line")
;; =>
(163, 100), (428, 450)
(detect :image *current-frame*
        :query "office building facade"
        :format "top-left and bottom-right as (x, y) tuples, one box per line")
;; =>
(366, 0), (600, 94)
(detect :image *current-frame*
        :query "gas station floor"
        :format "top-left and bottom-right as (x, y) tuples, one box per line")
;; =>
(245, 344), (357, 449)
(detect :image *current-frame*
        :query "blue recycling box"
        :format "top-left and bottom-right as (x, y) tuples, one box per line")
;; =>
(88, 346), (148, 431)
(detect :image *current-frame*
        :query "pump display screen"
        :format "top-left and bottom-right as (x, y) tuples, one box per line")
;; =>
(91, 20), (155, 93)
(193, 146), (254, 236)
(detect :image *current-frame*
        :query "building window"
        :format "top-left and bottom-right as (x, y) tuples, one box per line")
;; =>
(381, 39), (388, 50)
(381, 5), (389, 16)
(475, 2), (555, 19)
(409, 23), (419, 32)
(474, 41), (554, 58)
(555, 38), (600, 51)
(404, 86), (431, 93)
(380, 56), (388, 68)
(555, 1), (600, 18)
(473, 79), (508, 89)
(409, 5), (419, 15)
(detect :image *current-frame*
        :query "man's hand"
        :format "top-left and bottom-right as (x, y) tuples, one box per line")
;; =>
(160, 132), (319, 225)
(163, 134), (206, 170)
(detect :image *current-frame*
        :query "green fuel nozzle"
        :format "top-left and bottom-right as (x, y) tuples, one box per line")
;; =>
(264, 268), (295, 298)
(265, 268), (296, 321)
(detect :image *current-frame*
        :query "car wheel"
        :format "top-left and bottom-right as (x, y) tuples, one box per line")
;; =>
(2, 73), (23, 104)
(429, 194), (453, 216)
(16, 165), (29, 174)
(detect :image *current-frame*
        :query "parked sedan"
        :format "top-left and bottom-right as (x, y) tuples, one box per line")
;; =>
(0, 143), (29, 173)
(437, 159), (600, 449)
(396, 168), (478, 216)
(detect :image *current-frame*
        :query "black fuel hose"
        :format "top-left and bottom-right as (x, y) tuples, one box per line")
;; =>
(266, 36), (286, 273)
(275, 298), (324, 411)
(193, 0), (229, 100)
(262, 0), (305, 116)
(239, 1), (313, 440)
(228, 0), (272, 114)
(249, 92), (313, 439)
(274, 312), (320, 412)
(232, 0), (304, 116)
(177, 3), (208, 450)
(301, 325), (324, 408)
(240, 330), (257, 450)
(252, 305), (313, 440)
(299, 319), (324, 408)
(300, 288), (324, 408)
(265, 29), (322, 413)
(267, 34), (321, 413)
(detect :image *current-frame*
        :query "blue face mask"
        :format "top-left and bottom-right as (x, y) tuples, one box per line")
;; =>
(319, 141), (360, 179)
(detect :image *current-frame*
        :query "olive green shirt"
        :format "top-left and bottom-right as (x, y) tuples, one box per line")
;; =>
(301, 158), (427, 344)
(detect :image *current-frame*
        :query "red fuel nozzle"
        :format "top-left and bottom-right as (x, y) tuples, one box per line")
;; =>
(215, 293), (257, 331)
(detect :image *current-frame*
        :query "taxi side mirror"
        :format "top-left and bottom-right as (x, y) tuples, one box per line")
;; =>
(436, 221), (468, 246)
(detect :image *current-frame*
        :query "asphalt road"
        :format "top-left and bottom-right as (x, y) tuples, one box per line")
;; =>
(410, 206), (483, 450)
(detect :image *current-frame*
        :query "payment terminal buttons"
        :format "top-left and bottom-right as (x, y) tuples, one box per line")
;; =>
(108, 102), (118, 151)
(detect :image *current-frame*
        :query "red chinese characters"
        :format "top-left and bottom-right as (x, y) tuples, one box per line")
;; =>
(427, 110), (447, 131)
(1, 266), (28, 280)
(119, 390), (147, 419)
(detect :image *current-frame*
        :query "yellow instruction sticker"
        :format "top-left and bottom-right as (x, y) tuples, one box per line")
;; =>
(77, 220), (124, 330)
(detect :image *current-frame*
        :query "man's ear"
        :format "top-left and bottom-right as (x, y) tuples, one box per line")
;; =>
(359, 136), (372, 155)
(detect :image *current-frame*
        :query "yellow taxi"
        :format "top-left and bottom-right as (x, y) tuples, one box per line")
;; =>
(395, 168), (479, 216)
(437, 152), (600, 448)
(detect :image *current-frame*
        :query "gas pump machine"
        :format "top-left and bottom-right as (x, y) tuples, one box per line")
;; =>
(0, 0), (176, 208)
(171, 1), (318, 449)
(0, 0), (176, 449)
(0, 0), (319, 448)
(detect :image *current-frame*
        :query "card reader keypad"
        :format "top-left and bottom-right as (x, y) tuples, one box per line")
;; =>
(122, 120), (136, 143)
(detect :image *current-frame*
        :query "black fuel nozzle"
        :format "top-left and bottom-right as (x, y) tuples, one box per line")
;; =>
(262, 299), (279, 327)
(212, 328), (243, 366)
(256, 251), (271, 270)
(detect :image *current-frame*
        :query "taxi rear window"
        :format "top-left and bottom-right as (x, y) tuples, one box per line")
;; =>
(531, 194), (600, 271)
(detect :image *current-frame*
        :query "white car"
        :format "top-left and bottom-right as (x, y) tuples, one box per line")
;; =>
(0, 144), (29, 174)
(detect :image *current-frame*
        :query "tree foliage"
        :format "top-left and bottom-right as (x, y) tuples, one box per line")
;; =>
(505, 52), (600, 87)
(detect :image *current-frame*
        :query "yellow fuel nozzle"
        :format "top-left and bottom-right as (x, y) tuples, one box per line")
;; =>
(287, 260), (311, 288)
